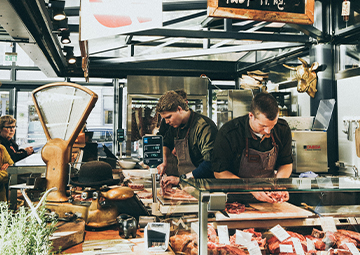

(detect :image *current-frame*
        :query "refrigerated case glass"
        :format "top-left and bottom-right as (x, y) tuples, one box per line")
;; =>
(175, 177), (360, 255)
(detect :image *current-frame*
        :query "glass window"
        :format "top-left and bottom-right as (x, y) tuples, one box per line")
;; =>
(0, 70), (11, 80)
(16, 70), (65, 81)
(0, 92), (10, 116)
(103, 95), (113, 125)
(16, 91), (46, 147)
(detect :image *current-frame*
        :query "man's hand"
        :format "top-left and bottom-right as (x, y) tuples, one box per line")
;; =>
(251, 191), (290, 203)
(172, 148), (177, 157)
(163, 176), (180, 187)
(25, 146), (34, 155)
(250, 191), (277, 203)
(157, 162), (167, 175)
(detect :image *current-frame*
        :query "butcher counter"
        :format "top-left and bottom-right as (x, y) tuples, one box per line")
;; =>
(175, 176), (360, 255)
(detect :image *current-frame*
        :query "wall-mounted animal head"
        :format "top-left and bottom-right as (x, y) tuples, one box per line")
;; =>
(283, 58), (319, 98)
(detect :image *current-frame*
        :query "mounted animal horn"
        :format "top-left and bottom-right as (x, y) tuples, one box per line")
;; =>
(282, 57), (319, 98)
(283, 63), (296, 70)
(298, 57), (309, 66)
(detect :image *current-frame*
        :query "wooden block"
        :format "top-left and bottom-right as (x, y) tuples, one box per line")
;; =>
(51, 220), (85, 252)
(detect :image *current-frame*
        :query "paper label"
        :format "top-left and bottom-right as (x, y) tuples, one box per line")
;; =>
(217, 225), (230, 245)
(247, 240), (262, 255)
(346, 242), (360, 255)
(320, 217), (337, 233)
(306, 237), (315, 251)
(298, 179), (312, 189)
(280, 244), (293, 253)
(342, 1), (350, 16)
(316, 178), (334, 189)
(235, 230), (253, 246)
(292, 238), (305, 255)
(270, 224), (290, 242)
(339, 177), (360, 189)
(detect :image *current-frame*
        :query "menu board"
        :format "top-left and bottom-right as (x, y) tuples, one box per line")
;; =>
(208, 0), (314, 25)
(143, 135), (163, 168)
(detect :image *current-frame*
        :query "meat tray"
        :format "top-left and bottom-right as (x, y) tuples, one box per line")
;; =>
(215, 202), (313, 221)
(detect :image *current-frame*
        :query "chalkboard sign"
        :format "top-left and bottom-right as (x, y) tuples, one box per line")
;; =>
(143, 135), (163, 168)
(208, 0), (314, 25)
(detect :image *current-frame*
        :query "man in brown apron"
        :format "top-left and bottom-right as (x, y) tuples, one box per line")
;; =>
(157, 89), (187, 176)
(156, 91), (218, 187)
(212, 92), (293, 203)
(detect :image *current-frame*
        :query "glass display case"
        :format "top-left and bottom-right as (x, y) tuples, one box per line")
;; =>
(179, 177), (360, 255)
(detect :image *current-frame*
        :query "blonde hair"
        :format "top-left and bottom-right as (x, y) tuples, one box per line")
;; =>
(0, 115), (16, 130)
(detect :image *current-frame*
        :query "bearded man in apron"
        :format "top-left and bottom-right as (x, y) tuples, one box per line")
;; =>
(156, 91), (218, 187)
(212, 92), (293, 203)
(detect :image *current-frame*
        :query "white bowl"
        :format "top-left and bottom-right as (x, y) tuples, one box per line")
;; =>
(119, 160), (136, 169)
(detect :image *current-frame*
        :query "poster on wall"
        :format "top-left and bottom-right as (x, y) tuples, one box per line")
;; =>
(80, 0), (162, 41)
(208, 0), (314, 25)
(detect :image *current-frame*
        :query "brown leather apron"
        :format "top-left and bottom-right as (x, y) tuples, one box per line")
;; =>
(237, 133), (278, 178)
(174, 113), (197, 175)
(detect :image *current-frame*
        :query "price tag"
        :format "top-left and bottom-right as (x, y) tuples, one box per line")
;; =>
(342, 1), (350, 16)
(279, 244), (293, 253)
(217, 225), (230, 245)
(306, 238), (315, 251)
(235, 230), (253, 246)
(270, 224), (290, 242)
(320, 217), (337, 233)
(247, 240), (262, 255)
(339, 177), (360, 189)
(346, 243), (360, 255)
(298, 179), (312, 189)
(292, 238), (305, 255)
(316, 178), (334, 189)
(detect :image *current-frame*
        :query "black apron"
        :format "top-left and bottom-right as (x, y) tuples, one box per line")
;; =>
(237, 132), (278, 178)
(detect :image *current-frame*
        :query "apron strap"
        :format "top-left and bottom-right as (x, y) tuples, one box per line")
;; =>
(246, 132), (278, 160)
(176, 110), (195, 140)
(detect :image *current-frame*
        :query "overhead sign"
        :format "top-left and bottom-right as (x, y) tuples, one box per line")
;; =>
(208, 0), (314, 25)
(80, 0), (163, 41)
(143, 135), (163, 168)
(4, 52), (17, 62)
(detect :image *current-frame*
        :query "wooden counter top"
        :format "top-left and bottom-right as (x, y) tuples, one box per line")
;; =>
(62, 225), (174, 254)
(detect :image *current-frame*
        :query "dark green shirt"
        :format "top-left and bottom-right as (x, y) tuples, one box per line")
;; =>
(212, 115), (293, 175)
(163, 110), (218, 167)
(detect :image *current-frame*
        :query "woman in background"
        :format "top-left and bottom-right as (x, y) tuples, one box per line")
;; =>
(0, 115), (34, 163)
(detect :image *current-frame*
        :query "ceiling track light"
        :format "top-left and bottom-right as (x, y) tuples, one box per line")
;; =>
(47, 1), (66, 21)
(60, 31), (71, 44)
(53, 18), (69, 32)
(63, 46), (76, 64)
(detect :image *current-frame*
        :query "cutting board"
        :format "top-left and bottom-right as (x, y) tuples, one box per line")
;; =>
(216, 202), (313, 221)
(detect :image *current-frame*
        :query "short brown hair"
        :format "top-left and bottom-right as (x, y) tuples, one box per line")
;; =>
(174, 89), (187, 100)
(156, 91), (189, 113)
(0, 115), (16, 129)
(250, 92), (279, 121)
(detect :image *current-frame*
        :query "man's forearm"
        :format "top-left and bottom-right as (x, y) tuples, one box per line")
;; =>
(276, 164), (293, 178)
(214, 171), (240, 179)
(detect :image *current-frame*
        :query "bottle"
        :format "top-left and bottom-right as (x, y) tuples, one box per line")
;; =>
(342, 0), (350, 22)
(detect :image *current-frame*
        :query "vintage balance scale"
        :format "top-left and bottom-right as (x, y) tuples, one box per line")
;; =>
(31, 82), (134, 250)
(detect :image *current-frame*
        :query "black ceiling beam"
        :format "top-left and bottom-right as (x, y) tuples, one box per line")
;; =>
(8, 0), (66, 76)
(163, 1), (207, 11)
(332, 23), (360, 45)
(236, 46), (310, 74)
(287, 23), (330, 43)
(163, 11), (207, 27)
(65, 59), (238, 80)
(129, 28), (309, 43)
